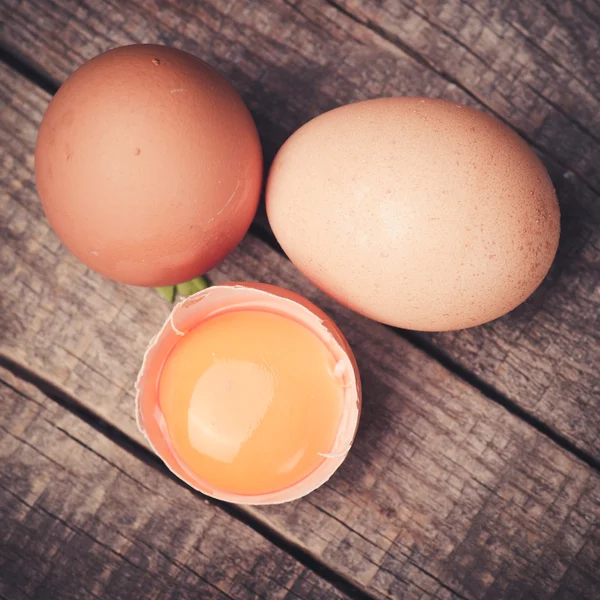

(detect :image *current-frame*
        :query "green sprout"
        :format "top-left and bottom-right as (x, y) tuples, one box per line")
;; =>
(156, 276), (209, 303)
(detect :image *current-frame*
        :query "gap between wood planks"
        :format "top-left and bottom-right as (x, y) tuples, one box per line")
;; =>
(2, 44), (599, 478)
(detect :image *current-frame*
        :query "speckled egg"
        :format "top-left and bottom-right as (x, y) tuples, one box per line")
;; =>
(266, 98), (560, 331)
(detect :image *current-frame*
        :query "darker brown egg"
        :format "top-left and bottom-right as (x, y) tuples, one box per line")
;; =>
(35, 45), (262, 286)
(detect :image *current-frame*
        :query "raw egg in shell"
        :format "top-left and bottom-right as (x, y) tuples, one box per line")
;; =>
(136, 283), (361, 504)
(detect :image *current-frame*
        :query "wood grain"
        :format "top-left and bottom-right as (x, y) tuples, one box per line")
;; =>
(2, 63), (599, 599)
(0, 366), (353, 600)
(1, 0), (598, 460)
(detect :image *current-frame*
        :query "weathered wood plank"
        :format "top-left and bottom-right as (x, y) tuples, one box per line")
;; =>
(1, 0), (599, 458)
(0, 367), (354, 600)
(2, 64), (600, 599)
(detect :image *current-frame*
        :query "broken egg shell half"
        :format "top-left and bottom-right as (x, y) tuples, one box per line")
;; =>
(136, 282), (361, 504)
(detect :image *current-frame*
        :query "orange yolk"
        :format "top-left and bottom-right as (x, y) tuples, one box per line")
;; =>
(158, 309), (346, 496)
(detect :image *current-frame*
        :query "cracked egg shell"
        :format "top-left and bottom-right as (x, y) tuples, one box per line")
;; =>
(136, 283), (361, 504)
(35, 44), (262, 286)
(266, 97), (560, 331)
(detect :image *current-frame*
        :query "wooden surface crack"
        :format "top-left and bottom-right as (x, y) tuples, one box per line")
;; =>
(400, 330), (600, 473)
(0, 482), (150, 575)
(48, 422), (159, 497)
(0, 43), (59, 95)
(130, 536), (240, 600)
(398, 0), (496, 71)
(1, 424), (80, 479)
(460, 0), (597, 95)
(525, 84), (600, 146)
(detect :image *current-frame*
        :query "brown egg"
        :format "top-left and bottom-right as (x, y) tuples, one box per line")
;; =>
(35, 45), (262, 286)
(267, 98), (560, 331)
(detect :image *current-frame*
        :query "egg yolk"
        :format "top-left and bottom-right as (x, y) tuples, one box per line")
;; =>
(158, 309), (346, 496)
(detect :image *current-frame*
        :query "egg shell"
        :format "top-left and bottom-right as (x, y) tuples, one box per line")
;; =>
(266, 98), (560, 331)
(35, 45), (262, 286)
(136, 283), (361, 504)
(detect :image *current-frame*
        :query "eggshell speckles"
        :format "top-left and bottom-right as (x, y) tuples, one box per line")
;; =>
(35, 45), (262, 286)
(267, 98), (560, 331)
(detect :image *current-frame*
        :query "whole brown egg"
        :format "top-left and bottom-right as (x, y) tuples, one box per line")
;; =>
(267, 98), (560, 331)
(35, 45), (262, 287)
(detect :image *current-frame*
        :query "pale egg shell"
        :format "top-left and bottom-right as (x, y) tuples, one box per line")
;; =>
(35, 45), (262, 286)
(136, 283), (361, 505)
(266, 98), (560, 331)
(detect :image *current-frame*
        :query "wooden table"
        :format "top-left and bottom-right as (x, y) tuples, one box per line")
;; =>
(1, 1), (599, 598)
